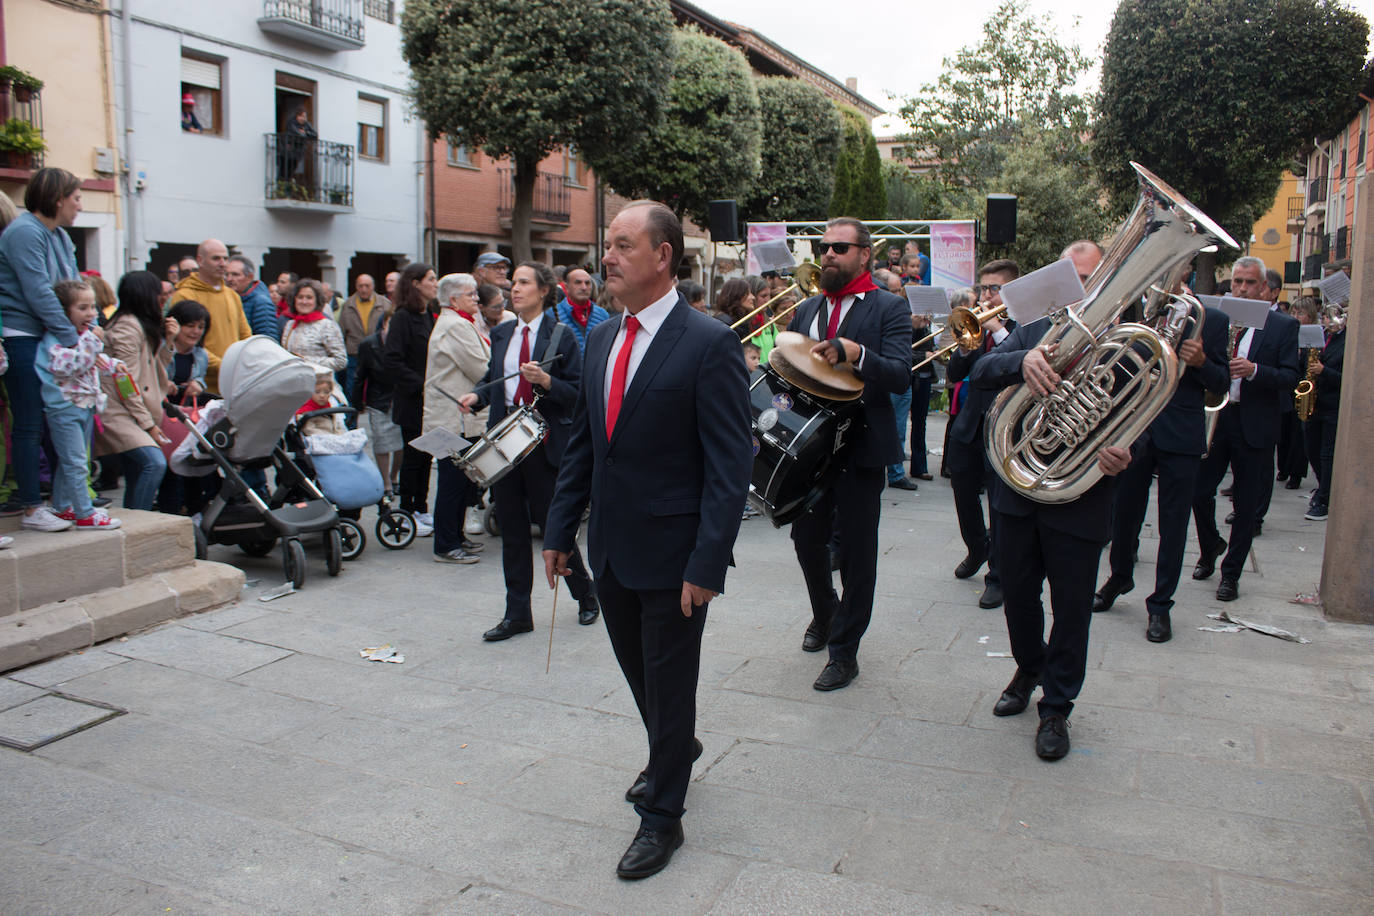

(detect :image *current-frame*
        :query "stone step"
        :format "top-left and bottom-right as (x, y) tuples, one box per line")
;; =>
(0, 560), (245, 673)
(0, 510), (196, 616)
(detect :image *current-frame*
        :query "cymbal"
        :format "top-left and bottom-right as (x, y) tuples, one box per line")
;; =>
(767, 331), (865, 401)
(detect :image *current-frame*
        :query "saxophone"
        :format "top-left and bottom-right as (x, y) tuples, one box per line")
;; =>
(985, 163), (1240, 503)
(1294, 345), (1320, 421)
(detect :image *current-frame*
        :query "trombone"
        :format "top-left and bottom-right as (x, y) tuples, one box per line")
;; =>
(911, 303), (1008, 372)
(729, 262), (822, 338)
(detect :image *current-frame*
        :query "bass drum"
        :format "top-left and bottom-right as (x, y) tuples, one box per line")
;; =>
(747, 368), (860, 527)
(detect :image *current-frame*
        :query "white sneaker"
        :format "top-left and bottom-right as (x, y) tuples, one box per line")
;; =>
(414, 512), (433, 527)
(0, 535), (12, 549)
(415, 513), (434, 537)
(464, 507), (484, 536)
(21, 506), (73, 532)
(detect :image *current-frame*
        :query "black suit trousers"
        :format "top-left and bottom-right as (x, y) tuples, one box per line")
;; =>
(1192, 405), (1270, 581)
(947, 437), (1000, 586)
(597, 565), (707, 832)
(493, 449), (591, 623)
(1109, 435), (1199, 617)
(398, 424), (431, 515)
(1303, 411), (1338, 506)
(909, 374), (934, 476)
(790, 463), (883, 662)
(1000, 510), (1103, 718)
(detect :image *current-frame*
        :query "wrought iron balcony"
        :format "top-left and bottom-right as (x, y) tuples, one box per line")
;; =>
(0, 84), (44, 172)
(1286, 195), (1304, 224)
(259, 0), (364, 51)
(1306, 179), (1328, 208)
(264, 133), (354, 213)
(498, 168), (572, 227)
(363, 0), (393, 22)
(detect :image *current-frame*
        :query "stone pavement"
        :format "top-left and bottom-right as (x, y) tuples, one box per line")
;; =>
(1, 416), (1370, 914)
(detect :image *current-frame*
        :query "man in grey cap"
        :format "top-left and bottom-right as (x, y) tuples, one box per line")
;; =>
(473, 251), (511, 293)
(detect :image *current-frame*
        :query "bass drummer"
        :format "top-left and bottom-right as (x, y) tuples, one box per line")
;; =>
(786, 218), (914, 691)
(459, 261), (600, 642)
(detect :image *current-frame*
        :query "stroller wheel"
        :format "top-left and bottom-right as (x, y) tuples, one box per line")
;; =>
(193, 524), (208, 561)
(325, 527), (343, 577)
(282, 538), (307, 589)
(376, 509), (416, 550)
(484, 502), (500, 538)
(338, 518), (365, 561)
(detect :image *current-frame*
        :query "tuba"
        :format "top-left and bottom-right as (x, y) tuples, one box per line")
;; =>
(985, 163), (1239, 503)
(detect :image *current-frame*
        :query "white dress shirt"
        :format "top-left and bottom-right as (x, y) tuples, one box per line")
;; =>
(806, 291), (869, 369)
(603, 288), (678, 411)
(503, 311), (545, 407)
(1229, 304), (1275, 403)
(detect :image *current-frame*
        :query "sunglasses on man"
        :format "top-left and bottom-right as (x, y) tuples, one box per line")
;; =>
(815, 241), (869, 255)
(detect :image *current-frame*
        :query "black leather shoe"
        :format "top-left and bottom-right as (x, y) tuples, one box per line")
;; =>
(1285, 477), (1302, 490)
(578, 597), (600, 625)
(978, 582), (1003, 609)
(1276, 471), (1288, 482)
(1092, 577), (1134, 612)
(801, 621), (829, 652)
(993, 667), (1040, 717)
(914, 472), (934, 481)
(1035, 714), (1070, 760)
(1220, 486), (1233, 498)
(1216, 576), (1239, 602)
(625, 738), (704, 803)
(460, 537), (485, 552)
(1146, 613), (1172, 643)
(888, 476), (919, 491)
(954, 544), (989, 579)
(1224, 511), (1236, 525)
(91, 496), (112, 509)
(1192, 538), (1226, 580)
(616, 821), (684, 880)
(482, 619), (533, 642)
(1252, 520), (1263, 537)
(813, 658), (859, 691)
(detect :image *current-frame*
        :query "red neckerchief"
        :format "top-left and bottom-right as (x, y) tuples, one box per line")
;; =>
(825, 271), (879, 308)
(290, 309), (327, 324)
(570, 299), (591, 327)
(452, 306), (489, 345)
(296, 398), (326, 416)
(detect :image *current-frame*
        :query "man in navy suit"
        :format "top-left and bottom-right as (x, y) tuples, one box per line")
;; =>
(785, 217), (913, 691)
(542, 202), (752, 880)
(460, 261), (597, 641)
(1095, 304), (1230, 642)
(1190, 257), (1300, 601)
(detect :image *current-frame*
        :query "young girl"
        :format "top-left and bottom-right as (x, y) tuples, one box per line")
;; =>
(34, 279), (122, 530)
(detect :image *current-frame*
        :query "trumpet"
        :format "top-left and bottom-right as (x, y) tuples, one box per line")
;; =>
(911, 303), (1008, 373)
(728, 262), (821, 333)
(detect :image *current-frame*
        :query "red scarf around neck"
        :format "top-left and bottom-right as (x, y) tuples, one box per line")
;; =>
(290, 309), (328, 324)
(825, 271), (879, 306)
(451, 306), (489, 344)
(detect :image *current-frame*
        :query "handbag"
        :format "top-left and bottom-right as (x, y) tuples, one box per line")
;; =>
(159, 393), (199, 461)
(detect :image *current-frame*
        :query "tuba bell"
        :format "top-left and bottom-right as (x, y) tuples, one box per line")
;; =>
(985, 163), (1240, 503)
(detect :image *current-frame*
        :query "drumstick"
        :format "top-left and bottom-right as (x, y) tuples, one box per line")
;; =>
(546, 583), (559, 674)
(470, 354), (564, 394)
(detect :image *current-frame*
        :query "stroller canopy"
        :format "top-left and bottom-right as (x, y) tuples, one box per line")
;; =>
(217, 336), (317, 462)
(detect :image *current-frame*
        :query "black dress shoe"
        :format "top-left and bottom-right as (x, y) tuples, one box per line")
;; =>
(460, 537), (485, 552)
(813, 658), (859, 691)
(1285, 477), (1302, 490)
(1092, 576), (1134, 613)
(1192, 538), (1226, 580)
(1216, 576), (1239, 602)
(888, 476), (919, 491)
(1220, 486), (1233, 498)
(993, 667), (1040, 716)
(978, 582), (1003, 609)
(1035, 714), (1070, 760)
(801, 621), (829, 652)
(1276, 471), (1288, 482)
(1146, 613), (1172, 643)
(1252, 520), (1263, 537)
(914, 472), (934, 481)
(91, 496), (112, 509)
(625, 738), (704, 803)
(954, 544), (989, 579)
(616, 821), (684, 880)
(482, 619), (533, 641)
(578, 597), (600, 625)
(1224, 510), (1236, 525)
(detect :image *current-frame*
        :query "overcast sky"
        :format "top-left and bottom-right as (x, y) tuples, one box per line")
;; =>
(691, 0), (1374, 133)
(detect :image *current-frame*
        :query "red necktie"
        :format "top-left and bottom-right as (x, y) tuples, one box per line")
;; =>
(824, 296), (844, 338)
(513, 325), (534, 405)
(605, 315), (640, 439)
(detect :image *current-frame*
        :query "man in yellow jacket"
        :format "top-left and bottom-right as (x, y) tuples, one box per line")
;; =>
(169, 239), (252, 393)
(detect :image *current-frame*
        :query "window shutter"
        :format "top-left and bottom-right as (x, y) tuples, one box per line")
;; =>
(181, 56), (221, 90)
(357, 97), (384, 128)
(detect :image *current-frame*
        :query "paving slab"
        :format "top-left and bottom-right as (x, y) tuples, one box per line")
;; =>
(708, 861), (996, 915)
(1217, 875), (1374, 916)
(0, 677), (45, 711)
(106, 624), (294, 679)
(0, 693), (122, 750)
(6, 649), (129, 688)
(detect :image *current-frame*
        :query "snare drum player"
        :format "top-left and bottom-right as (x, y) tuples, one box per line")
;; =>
(786, 218), (913, 691)
(459, 261), (598, 641)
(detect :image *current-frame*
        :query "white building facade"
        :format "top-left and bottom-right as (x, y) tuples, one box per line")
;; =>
(111, 0), (421, 289)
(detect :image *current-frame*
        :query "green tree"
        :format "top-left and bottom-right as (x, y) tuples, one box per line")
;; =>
(828, 105), (870, 216)
(401, 0), (673, 262)
(1094, 0), (1369, 286)
(741, 77), (843, 223)
(592, 28), (761, 230)
(854, 130), (887, 218)
(883, 162), (946, 221)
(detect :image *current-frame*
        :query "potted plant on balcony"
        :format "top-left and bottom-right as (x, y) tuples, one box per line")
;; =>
(0, 117), (45, 170)
(0, 66), (43, 103)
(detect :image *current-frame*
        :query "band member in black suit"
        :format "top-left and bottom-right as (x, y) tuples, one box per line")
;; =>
(543, 202), (752, 880)
(1301, 305), (1344, 521)
(970, 318), (1132, 760)
(1190, 257), (1300, 601)
(945, 260), (1018, 609)
(1095, 304), (1230, 642)
(786, 217), (914, 691)
(461, 261), (597, 640)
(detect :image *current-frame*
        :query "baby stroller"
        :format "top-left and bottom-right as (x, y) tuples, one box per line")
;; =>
(284, 406), (417, 557)
(168, 337), (348, 589)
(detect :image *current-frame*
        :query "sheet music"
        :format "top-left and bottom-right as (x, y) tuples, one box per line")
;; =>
(905, 285), (952, 315)
(998, 259), (1086, 327)
(1199, 295), (1270, 329)
(1298, 323), (1326, 349)
(750, 239), (795, 274)
(1318, 270), (1351, 306)
(408, 427), (472, 459)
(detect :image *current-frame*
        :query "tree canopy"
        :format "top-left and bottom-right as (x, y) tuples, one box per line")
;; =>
(829, 106), (885, 218)
(400, 0), (673, 261)
(592, 28), (762, 230)
(741, 77), (843, 223)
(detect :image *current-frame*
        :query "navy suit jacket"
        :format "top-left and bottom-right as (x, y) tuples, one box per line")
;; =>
(543, 296), (753, 593)
(946, 319), (1018, 448)
(787, 288), (913, 467)
(1233, 308), (1300, 449)
(1148, 305), (1231, 456)
(472, 313), (582, 468)
(1313, 329), (1344, 415)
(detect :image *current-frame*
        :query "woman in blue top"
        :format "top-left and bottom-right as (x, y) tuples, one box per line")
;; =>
(0, 168), (83, 531)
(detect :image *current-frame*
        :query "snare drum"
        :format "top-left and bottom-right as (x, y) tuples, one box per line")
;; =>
(747, 368), (861, 527)
(456, 405), (547, 489)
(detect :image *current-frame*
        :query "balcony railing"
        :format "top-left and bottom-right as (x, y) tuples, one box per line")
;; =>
(0, 85), (43, 171)
(264, 133), (354, 211)
(1307, 179), (1328, 207)
(498, 168), (572, 225)
(362, 0), (393, 22)
(259, 0), (364, 51)
(1286, 195), (1304, 222)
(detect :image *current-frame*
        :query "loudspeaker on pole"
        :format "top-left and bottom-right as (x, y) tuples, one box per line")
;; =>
(985, 194), (1017, 246)
(708, 200), (740, 243)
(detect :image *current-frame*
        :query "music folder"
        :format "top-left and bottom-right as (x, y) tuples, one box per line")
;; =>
(1318, 270), (1351, 306)
(905, 285), (951, 316)
(409, 427), (472, 459)
(1298, 323), (1326, 349)
(1199, 295), (1269, 329)
(998, 258), (1086, 327)
(751, 239), (795, 274)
